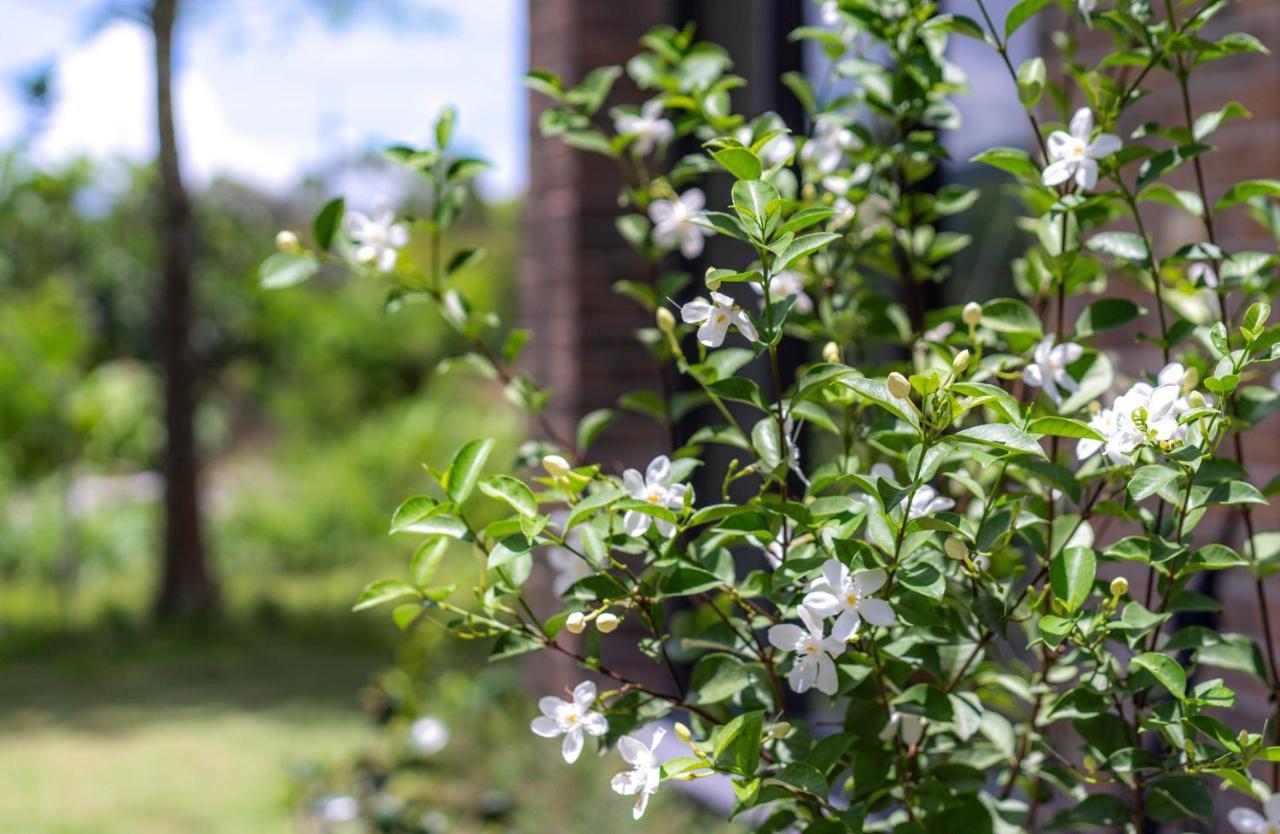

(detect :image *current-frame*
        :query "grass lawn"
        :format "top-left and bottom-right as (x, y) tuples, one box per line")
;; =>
(0, 588), (739, 834)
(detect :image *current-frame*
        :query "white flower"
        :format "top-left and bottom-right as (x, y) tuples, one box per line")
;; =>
(819, 0), (840, 25)
(736, 125), (796, 167)
(907, 484), (955, 519)
(407, 716), (449, 755)
(803, 559), (895, 641)
(1043, 107), (1121, 191)
(751, 270), (813, 314)
(880, 711), (926, 746)
(768, 607), (846, 695)
(345, 207), (409, 272)
(749, 520), (797, 568)
(530, 680), (609, 764)
(1078, 0), (1098, 14)
(616, 100), (674, 157)
(315, 795), (359, 824)
(802, 116), (859, 174)
(1230, 795), (1280, 833)
(680, 292), (759, 347)
(649, 189), (711, 259)
(621, 455), (689, 538)
(1076, 404), (1143, 465)
(1022, 335), (1084, 405)
(611, 727), (666, 819)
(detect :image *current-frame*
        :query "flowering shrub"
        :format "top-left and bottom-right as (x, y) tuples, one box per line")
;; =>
(265, 1), (1280, 831)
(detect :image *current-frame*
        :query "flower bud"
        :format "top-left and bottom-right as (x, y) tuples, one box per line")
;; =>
(1109, 577), (1129, 598)
(656, 307), (676, 334)
(275, 230), (300, 253)
(822, 341), (841, 364)
(1183, 367), (1199, 391)
(769, 722), (792, 740)
(944, 537), (968, 561)
(887, 371), (912, 400)
(565, 612), (586, 634)
(595, 612), (621, 633)
(1188, 391), (1206, 408)
(952, 349), (970, 374)
(542, 455), (572, 478)
(674, 722), (693, 744)
(962, 302), (982, 327)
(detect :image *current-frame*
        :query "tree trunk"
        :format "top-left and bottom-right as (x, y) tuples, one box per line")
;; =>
(151, 0), (219, 621)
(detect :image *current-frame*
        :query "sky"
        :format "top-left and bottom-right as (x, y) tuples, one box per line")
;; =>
(0, 0), (528, 197)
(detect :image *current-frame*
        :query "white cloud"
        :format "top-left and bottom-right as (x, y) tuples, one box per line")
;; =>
(1, 1), (526, 197)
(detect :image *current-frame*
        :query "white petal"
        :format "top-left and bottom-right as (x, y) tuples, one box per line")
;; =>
(697, 318), (729, 348)
(562, 728), (585, 763)
(768, 623), (805, 651)
(788, 660), (814, 693)
(1076, 158), (1099, 191)
(387, 224), (410, 247)
(830, 609), (861, 642)
(853, 567), (886, 595)
(821, 558), (847, 592)
(622, 469), (645, 498)
(858, 597), (896, 627)
(798, 605), (827, 638)
(1266, 793), (1280, 822)
(645, 455), (671, 486)
(679, 230), (705, 259)
(539, 696), (566, 718)
(1046, 131), (1072, 161)
(802, 591), (841, 618)
(680, 298), (712, 324)
(1088, 132), (1122, 158)
(377, 247), (398, 272)
(1229, 808), (1266, 833)
(814, 653), (838, 695)
(730, 308), (759, 342)
(531, 716), (562, 738)
(582, 712), (608, 736)
(632, 790), (651, 819)
(623, 510), (649, 537)
(617, 734), (648, 765)
(1041, 159), (1074, 187)
(681, 188), (705, 212)
(648, 200), (675, 225)
(572, 680), (597, 709)
(1069, 107), (1093, 141)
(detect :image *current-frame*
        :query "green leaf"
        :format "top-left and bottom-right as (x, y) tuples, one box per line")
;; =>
(390, 495), (441, 533)
(1137, 183), (1204, 217)
(1128, 465), (1180, 502)
(1145, 774), (1213, 821)
(732, 179), (778, 228)
(1204, 480), (1266, 506)
(954, 424), (1046, 457)
(445, 247), (486, 277)
(312, 197), (344, 251)
(979, 297), (1042, 336)
(1016, 56), (1046, 108)
(712, 147), (762, 181)
(970, 147), (1039, 181)
(565, 486), (626, 530)
(353, 578), (420, 612)
(1005, 0), (1052, 38)
(709, 377), (767, 410)
(1044, 794), (1130, 829)
(713, 710), (764, 776)
(1216, 179), (1280, 210)
(435, 104), (457, 150)
(689, 654), (753, 705)
(410, 537), (449, 587)
(1130, 652), (1187, 699)
(259, 252), (319, 289)
(444, 438), (496, 503)
(1027, 416), (1104, 442)
(1087, 231), (1150, 266)
(771, 232), (841, 271)
(478, 475), (537, 517)
(1137, 143), (1209, 190)
(1075, 298), (1142, 338)
(844, 377), (919, 428)
(576, 408), (617, 454)
(1050, 546), (1095, 614)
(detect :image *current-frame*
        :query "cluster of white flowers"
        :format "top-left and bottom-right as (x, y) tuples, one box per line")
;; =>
(801, 115), (859, 174)
(1078, 362), (1202, 465)
(767, 559), (896, 695)
(345, 207), (409, 272)
(621, 455), (690, 538)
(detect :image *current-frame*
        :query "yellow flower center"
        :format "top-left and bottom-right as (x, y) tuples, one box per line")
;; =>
(805, 645), (818, 654)
(714, 313), (727, 324)
(845, 592), (860, 607)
